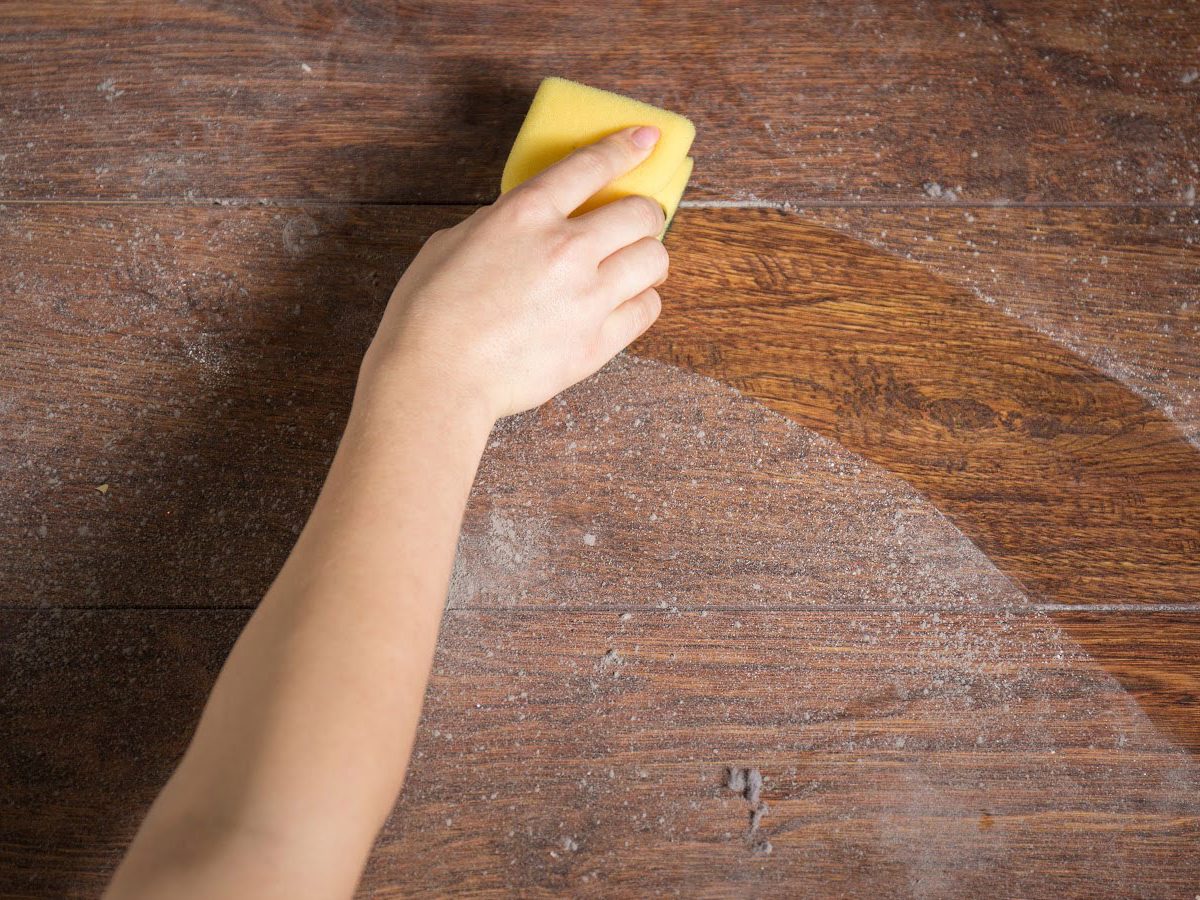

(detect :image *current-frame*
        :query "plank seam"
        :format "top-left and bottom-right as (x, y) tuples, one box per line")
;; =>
(2, 198), (1198, 210)
(4, 604), (1198, 613)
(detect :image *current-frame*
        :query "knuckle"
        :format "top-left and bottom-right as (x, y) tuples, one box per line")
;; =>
(575, 145), (614, 182)
(645, 238), (670, 277)
(613, 250), (638, 282)
(636, 290), (662, 331)
(653, 238), (670, 268)
(503, 185), (551, 222)
(638, 196), (665, 232)
(547, 227), (586, 263)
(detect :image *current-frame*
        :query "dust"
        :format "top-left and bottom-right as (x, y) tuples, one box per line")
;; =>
(447, 511), (548, 608)
(401, 356), (1200, 892)
(384, 355), (1200, 892)
(451, 355), (1021, 614)
(281, 214), (320, 256)
(96, 78), (123, 102)
(921, 181), (961, 201)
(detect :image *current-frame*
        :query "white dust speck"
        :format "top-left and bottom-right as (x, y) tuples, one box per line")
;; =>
(96, 78), (124, 102)
(922, 181), (960, 201)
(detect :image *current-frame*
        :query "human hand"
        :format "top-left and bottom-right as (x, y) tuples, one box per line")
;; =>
(361, 125), (670, 422)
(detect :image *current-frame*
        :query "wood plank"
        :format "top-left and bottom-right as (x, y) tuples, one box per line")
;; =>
(2, 205), (1200, 609)
(2, 1), (1198, 202)
(2, 608), (1197, 898)
(0, 609), (247, 899)
(0, 203), (431, 607)
(4, 204), (1197, 612)
(799, 205), (1200, 445)
(637, 208), (1200, 607)
(1048, 611), (1200, 748)
(456, 355), (1025, 616)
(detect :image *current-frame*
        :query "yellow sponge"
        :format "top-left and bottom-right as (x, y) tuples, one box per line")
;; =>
(500, 77), (695, 235)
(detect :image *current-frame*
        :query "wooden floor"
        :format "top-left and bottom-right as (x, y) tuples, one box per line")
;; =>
(2, 2), (1198, 896)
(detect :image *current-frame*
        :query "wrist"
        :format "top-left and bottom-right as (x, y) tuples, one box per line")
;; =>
(354, 343), (498, 441)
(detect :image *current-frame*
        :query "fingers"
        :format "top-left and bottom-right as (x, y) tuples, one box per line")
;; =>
(596, 236), (670, 308)
(522, 126), (660, 217)
(573, 194), (666, 259)
(596, 288), (662, 361)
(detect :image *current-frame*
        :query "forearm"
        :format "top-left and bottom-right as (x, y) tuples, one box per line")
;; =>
(109, 125), (669, 899)
(108, 362), (494, 898)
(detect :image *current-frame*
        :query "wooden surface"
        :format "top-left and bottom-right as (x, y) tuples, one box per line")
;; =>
(4, 204), (1198, 611)
(3, 608), (1198, 898)
(2, 0), (1199, 896)
(639, 210), (1200, 608)
(3, 362), (1199, 897)
(799, 206), (1200, 444)
(2, 1), (1199, 203)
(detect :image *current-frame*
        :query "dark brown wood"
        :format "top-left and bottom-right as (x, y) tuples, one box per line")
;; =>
(638, 208), (1200, 607)
(798, 206), (1200, 444)
(2, 607), (1197, 898)
(0, 203), (440, 607)
(0, 609), (247, 899)
(2, 1), (1198, 202)
(3, 1), (1198, 893)
(4, 204), (1197, 611)
(1048, 611), (1200, 752)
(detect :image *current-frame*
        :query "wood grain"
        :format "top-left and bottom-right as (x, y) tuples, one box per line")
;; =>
(2, 608), (1196, 898)
(4, 204), (1197, 611)
(3, 2), (1198, 894)
(799, 206), (1200, 444)
(2, 1), (1198, 202)
(638, 208), (1200, 607)
(1048, 611), (1200, 745)
(0, 203), (424, 607)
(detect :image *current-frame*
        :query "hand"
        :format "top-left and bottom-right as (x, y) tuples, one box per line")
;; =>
(361, 125), (670, 422)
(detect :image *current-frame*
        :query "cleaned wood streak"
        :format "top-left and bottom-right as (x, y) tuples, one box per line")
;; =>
(798, 207), (1200, 445)
(1048, 612), (1200, 738)
(638, 209), (1200, 607)
(2, 1), (1198, 202)
(1, 609), (1197, 898)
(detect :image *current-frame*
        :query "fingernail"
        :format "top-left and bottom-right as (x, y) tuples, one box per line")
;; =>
(631, 126), (660, 149)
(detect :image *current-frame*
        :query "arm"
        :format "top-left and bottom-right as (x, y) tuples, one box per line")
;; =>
(106, 125), (669, 899)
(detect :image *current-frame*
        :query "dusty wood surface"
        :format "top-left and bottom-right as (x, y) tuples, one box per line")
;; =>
(2, 1), (1198, 202)
(2, 0), (1199, 895)
(5, 204), (1195, 610)
(3, 606), (1197, 897)
(3, 344), (1198, 897)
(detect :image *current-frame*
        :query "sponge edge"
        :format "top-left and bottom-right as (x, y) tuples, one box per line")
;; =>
(501, 77), (695, 226)
(656, 156), (694, 238)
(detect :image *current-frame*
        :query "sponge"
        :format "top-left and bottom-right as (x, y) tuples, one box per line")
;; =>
(500, 77), (695, 235)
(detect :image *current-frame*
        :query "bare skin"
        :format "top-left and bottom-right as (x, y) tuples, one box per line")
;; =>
(106, 125), (669, 899)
